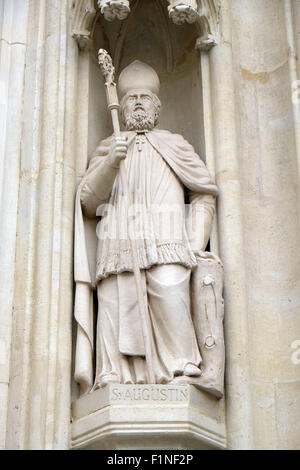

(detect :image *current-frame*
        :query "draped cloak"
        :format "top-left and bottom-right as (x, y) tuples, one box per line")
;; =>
(74, 129), (218, 394)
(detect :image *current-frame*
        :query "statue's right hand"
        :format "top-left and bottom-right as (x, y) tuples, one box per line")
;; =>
(107, 136), (128, 169)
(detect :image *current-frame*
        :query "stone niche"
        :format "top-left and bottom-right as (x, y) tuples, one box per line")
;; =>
(71, 0), (226, 450)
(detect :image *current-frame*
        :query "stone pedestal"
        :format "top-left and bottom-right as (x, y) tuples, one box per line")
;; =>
(71, 384), (226, 450)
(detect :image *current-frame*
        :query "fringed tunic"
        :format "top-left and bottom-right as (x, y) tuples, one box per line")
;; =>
(94, 132), (197, 280)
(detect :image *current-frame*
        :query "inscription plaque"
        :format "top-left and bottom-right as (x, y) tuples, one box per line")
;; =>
(110, 385), (189, 403)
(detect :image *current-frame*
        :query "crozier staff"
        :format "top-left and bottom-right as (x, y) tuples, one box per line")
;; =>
(97, 49), (155, 384)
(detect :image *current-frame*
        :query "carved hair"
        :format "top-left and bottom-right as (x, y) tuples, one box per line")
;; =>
(120, 91), (161, 128)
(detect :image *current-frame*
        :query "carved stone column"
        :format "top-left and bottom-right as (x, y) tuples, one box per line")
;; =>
(0, 0), (29, 449)
(5, 0), (79, 450)
(228, 0), (300, 450)
(200, 0), (300, 450)
(208, 0), (253, 449)
(177, 0), (253, 449)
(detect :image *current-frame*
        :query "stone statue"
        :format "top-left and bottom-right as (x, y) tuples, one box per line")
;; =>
(74, 60), (225, 399)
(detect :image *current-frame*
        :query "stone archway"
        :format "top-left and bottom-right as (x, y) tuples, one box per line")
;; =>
(71, 0), (220, 51)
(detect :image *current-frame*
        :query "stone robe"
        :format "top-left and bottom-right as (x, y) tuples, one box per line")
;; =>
(74, 129), (218, 394)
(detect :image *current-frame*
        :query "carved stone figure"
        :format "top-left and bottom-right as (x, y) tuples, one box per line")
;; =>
(74, 60), (225, 399)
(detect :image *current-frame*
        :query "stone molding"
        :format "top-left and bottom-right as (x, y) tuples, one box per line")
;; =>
(71, 384), (226, 450)
(72, 0), (97, 50)
(195, 0), (220, 51)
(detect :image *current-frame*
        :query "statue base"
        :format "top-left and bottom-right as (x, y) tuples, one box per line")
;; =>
(71, 384), (226, 450)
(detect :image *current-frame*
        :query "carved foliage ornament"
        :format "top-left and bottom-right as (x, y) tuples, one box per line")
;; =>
(98, 0), (130, 21)
(97, 0), (201, 25)
(167, 0), (198, 25)
(72, 0), (220, 51)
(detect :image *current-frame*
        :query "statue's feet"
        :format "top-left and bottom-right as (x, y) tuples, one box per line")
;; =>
(183, 363), (202, 377)
(92, 374), (120, 391)
(168, 364), (202, 385)
(101, 374), (120, 385)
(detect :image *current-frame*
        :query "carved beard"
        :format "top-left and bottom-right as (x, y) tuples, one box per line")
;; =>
(124, 109), (156, 131)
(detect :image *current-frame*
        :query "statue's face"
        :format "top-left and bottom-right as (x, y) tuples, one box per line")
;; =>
(123, 89), (156, 116)
(121, 88), (161, 131)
